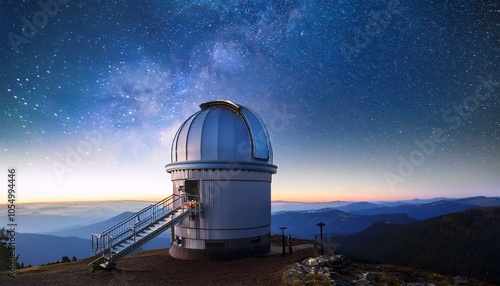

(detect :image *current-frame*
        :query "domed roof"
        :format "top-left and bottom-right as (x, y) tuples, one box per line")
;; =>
(166, 100), (277, 172)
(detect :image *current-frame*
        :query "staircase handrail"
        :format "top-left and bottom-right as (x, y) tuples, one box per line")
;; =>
(108, 206), (180, 250)
(98, 194), (177, 236)
(108, 207), (195, 262)
(90, 194), (202, 268)
(92, 194), (198, 255)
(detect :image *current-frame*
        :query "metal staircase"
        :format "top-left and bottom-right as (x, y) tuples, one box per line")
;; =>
(89, 194), (201, 269)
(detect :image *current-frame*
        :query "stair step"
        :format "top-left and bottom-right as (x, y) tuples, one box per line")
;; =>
(116, 244), (131, 249)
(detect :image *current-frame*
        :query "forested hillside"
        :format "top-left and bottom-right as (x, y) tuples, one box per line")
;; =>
(334, 207), (500, 284)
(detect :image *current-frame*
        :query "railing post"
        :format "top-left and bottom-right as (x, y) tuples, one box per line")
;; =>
(152, 205), (155, 221)
(95, 234), (100, 255)
(107, 234), (113, 256)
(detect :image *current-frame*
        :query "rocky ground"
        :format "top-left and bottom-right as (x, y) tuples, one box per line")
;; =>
(0, 243), (494, 285)
(282, 254), (493, 286)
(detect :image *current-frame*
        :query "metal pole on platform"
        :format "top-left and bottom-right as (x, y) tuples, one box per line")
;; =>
(316, 222), (325, 255)
(279, 227), (287, 257)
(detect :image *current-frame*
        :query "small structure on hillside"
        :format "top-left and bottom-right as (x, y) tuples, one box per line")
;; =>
(166, 100), (278, 260)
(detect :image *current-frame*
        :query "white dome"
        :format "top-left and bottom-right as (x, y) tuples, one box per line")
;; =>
(166, 100), (276, 172)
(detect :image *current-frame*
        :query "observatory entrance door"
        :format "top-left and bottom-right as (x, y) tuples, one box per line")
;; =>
(184, 180), (199, 198)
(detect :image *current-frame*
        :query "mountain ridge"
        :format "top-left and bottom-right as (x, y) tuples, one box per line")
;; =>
(332, 207), (500, 284)
(45, 211), (136, 239)
(271, 208), (416, 236)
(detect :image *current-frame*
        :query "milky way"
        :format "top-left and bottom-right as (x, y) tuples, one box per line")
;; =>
(0, 1), (499, 202)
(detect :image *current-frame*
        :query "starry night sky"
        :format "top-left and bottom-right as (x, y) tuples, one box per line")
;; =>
(1, 0), (499, 203)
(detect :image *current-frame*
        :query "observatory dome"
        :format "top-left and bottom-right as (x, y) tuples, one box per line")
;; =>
(167, 100), (276, 172)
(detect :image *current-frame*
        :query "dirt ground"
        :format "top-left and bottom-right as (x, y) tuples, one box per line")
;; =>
(2, 242), (492, 286)
(0, 245), (316, 286)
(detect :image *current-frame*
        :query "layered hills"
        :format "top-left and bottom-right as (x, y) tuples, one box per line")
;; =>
(333, 207), (500, 284)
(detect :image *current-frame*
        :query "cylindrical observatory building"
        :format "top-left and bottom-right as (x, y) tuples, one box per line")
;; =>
(166, 100), (277, 260)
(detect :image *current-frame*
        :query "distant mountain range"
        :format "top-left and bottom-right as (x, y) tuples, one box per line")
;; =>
(346, 196), (500, 219)
(16, 233), (91, 266)
(271, 209), (415, 236)
(45, 211), (136, 239)
(16, 233), (171, 266)
(6, 196), (499, 267)
(270, 197), (453, 213)
(0, 201), (155, 234)
(14, 214), (95, 234)
(271, 196), (500, 235)
(331, 207), (500, 284)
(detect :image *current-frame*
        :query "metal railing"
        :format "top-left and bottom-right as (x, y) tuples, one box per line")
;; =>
(91, 194), (200, 257)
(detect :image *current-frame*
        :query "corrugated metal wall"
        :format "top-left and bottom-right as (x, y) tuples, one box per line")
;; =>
(182, 238), (205, 249)
(176, 226), (270, 241)
(171, 169), (272, 242)
(199, 180), (270, 228)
